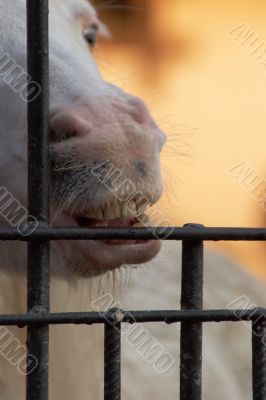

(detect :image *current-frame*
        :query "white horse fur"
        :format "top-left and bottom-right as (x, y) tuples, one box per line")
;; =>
(0, 1), (265, 399)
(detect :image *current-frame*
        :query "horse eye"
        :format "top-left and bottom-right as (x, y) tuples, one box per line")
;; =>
(84, 28), (97, 49)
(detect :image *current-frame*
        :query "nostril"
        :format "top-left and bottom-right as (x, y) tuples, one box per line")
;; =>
(133, 161), (147, 177)
(49, 128), (78, 143)
(60, 129), (78, 141)
(50, 109), (92, 142)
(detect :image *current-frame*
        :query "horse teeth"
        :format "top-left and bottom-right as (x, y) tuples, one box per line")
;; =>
(132, 222), (145, 228)
(105, 205), (119, 219)
(136, 200), (149, 215)
(103, 206), (109, 219)
(115, 206), (122, 219)
(126, 201), (137, 217)
(121, 205), (129, 218)
(108, 205), (118, 219)
(80, 201), (148, 220)
(95, 208), (104, 219)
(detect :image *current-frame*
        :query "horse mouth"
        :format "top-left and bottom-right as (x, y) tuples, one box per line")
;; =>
(75, 215), (148, 244)
(51, 201), (162, 274)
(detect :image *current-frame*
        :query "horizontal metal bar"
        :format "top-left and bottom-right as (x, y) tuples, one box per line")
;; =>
(0, 309), (264, 326)
(0, 226), (266, 241)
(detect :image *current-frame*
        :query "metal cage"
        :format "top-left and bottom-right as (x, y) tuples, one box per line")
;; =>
(0, 1), (265, 399)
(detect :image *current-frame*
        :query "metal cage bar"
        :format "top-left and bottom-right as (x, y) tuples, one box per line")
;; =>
(180, 226), (203, 400)
(26, 1), (50, 399)
(0, 226), (266, 241)
(104, 310), (122, 400)
(252, 319), (266, 399)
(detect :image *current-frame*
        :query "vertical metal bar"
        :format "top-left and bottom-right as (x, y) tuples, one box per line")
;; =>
(180, 224), (204, 400)
(252, 318), (266, 400)
(104, 310), (121, 400)
(26, 1), (50, 400)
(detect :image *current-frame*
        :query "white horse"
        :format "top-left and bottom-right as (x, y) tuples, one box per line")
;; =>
(0, 1), (265, 399)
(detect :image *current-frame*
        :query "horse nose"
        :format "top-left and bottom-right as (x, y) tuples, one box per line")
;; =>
(50, 97), (166, 152)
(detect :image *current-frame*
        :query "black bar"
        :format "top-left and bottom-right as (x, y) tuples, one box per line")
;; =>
(180, 225), (204, 400)
(0, 226), (266, 241)
(104, 310), (121, 400)
(252, 319), (266, 399)
(26, 1), (50, 400)
(0, 308), (262, 326)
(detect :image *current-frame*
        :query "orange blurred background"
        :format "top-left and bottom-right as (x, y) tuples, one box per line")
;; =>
(94, 0), (266, 281)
